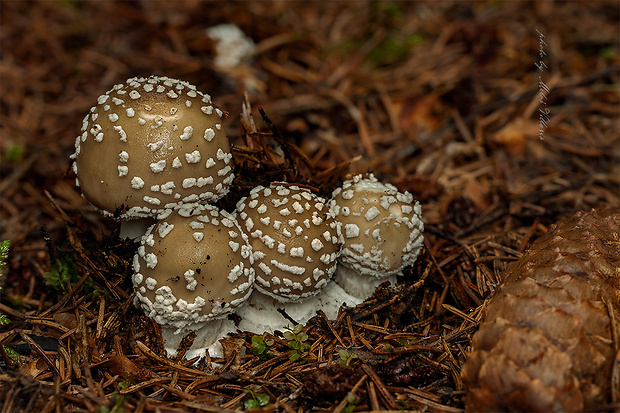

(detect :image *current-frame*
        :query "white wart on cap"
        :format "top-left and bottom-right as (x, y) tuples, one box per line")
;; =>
(330, 174), (424, 279)
(71, 76), (234, 220)
(236, 184), (342, 302)
(132, 204), (254, 331)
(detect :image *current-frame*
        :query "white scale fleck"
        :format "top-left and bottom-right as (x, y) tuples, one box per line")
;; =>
(364, 206), (381, 221)
(258, 262), (272, 276)
(261, 235), (276, 249)
(113, 125), (127, 141)
(229, 241), (240, 252)
(145, 277), (157, 290)
(150, 185), (160, 192)
(401, 205), (413, 214)
(129, 90), (141, 99)
(215, 108), (223, 117)
(290, 247), (304, 257)
(167, 90), (178, 99)
(97, 95), (109, 105)
(311, 238), (324, 251)
(185, 150), (201, 163)
(371, 228), (381, 240)
(158, 222), (174, 238)
(201, 106), (213, 115)
(215, 124), (221, 130)
(279, 208), (291, 216)
(108, 113), (119, 122)
(148, 140), (164, 151)
(344, 223), (360, 238)
(218, 166), (232, 176)
(117, 166), (128, 177)
(138, 118), (146, 125)
(126, 108), (135, 117)
(189, 221), (204, 229)
(270, 259), (305, 275)
(193, 232), (204, 242)
(205, 158), (216, 168)
(257, 204), (268, 214)
(187, 90), (197, 98)
(170, 107), (178, 115)
(277, 243), (286, 254)
(150, 160), (166, 173)
(172, 157), (182, 168)
(260, 217), (270, 226)
(204, 128), (215, 142)
(143, 84), (154, 92)
(183, 178), (196, 188)
(119, 151), (129, 162)
(184, 269), (198, 291)
(131, 176), (145, 189)
(161, 181), (175, 194)
(145, 253), (158, 269)
(197, 176), (213, 186)
(157, 85), (165, 93)
(180, 125), (193, 140)
(292, 201), (304, 213)
(143, 196), (161, 205)
(248, 199), (259, 209)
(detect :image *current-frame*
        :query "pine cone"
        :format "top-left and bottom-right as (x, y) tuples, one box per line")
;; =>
(462, 208), (620, 412)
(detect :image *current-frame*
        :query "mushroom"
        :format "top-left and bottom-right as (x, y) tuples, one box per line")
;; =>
(71, 75), (235, 238)
(132, 204), (254, 359)
(234, 183), (344, 332)
(329, 174), (424, 300)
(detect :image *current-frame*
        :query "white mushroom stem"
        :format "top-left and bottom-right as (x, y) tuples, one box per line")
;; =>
(119, 218), (156, 240)
(161, 318), (236, 360)
(236, 281), (362, 334)
(333, 264), (398, 301)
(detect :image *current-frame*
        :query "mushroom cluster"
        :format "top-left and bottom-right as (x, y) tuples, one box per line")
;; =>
(72, 76), (425, 359)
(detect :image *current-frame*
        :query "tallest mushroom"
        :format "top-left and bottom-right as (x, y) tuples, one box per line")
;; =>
(71, 76), (235, 237)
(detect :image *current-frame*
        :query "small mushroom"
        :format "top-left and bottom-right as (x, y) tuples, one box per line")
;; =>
(234, 183), (343, 332)
(132, 204), (254, 359)
(329, 174), (424, 299)
(71, 75), (235, 238)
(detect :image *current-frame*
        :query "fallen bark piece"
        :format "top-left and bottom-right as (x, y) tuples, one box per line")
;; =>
(462, 208), (620, 412)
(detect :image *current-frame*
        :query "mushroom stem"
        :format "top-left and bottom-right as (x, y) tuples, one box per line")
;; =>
(236, 281), (362, 334)
(333, 264), (398, 301)
(119, 218), (156, 240)
(161, 318), (236, 360)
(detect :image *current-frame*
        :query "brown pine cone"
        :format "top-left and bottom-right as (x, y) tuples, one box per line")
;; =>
(462, 208), (620, 412)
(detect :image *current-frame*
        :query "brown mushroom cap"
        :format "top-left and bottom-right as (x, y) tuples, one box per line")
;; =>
(330, 174), (424, 277)
(132, 204), (254, 328)
(236, 184), (342, 302)
(72, 76), (234, 220)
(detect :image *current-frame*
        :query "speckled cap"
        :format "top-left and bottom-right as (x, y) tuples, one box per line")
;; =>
(330, 174), (424, 278)
(132, 204), (254, 329)
(236, 184), (342, 302)
(71, 76), (234, 219)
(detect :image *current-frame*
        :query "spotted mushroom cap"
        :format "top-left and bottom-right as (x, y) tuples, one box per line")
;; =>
(329, 174), (424, 278)
(132, 204), (254, 329)
(71, 76), (235, 220)
(236, 184), (342, 302)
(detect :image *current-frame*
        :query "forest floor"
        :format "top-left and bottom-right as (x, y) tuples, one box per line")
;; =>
(0, 1), (618, 412)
